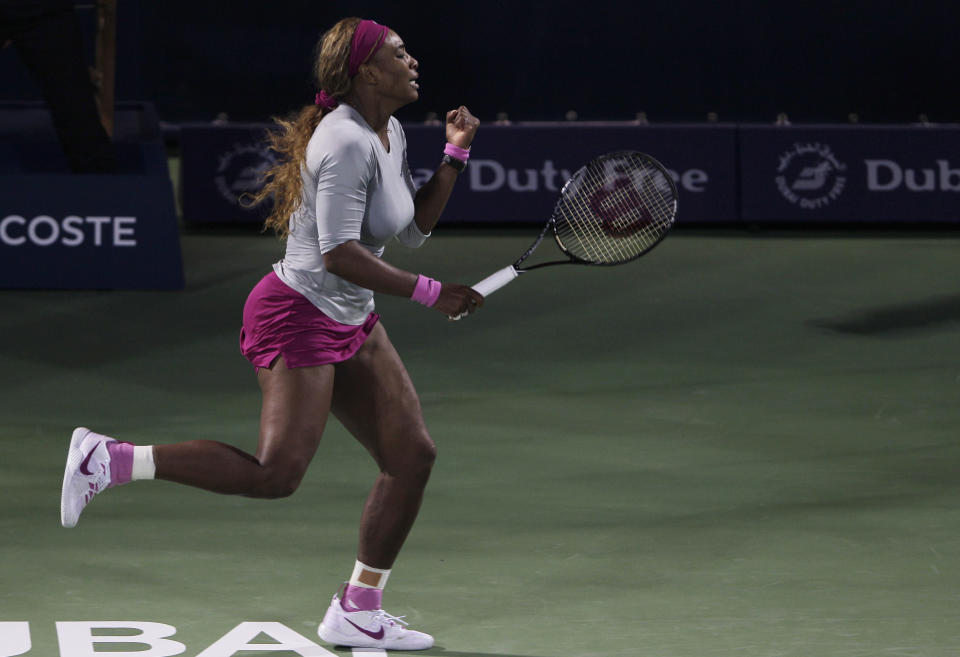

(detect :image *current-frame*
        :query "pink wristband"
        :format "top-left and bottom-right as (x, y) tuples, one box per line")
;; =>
(411, 275), (442, 307)
(444, 143), (471, 161)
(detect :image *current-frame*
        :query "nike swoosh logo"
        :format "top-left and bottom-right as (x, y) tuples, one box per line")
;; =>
(346, 619), (384, 640)
(79, 441), (102, 476)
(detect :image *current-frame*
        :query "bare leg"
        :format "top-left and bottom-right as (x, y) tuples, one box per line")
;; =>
(332, 323), (437, 569)
(154, 355), (334, 498)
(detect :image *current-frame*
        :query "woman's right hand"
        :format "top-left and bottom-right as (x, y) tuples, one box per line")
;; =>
(432, 283), (485, 318)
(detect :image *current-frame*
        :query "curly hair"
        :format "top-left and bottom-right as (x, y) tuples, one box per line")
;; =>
(246, 17), (362, 239)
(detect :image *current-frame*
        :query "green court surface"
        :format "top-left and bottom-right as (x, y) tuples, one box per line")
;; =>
(1, 230), (958, 657)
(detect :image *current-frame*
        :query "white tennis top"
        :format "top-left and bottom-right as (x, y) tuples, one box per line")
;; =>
(273, 102), (429, 325)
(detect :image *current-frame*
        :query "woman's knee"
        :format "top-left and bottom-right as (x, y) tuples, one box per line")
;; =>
(385, 432), (436, 478)
(417, 435), (438, 471)
(251, 460), (309, 499)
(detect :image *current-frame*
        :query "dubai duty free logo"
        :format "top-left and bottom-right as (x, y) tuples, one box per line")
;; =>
(775, 142), (847, 209)
(215, 142), (276, 208)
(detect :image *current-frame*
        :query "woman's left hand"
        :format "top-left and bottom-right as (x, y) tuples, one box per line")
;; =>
(446, 106), (480, 149)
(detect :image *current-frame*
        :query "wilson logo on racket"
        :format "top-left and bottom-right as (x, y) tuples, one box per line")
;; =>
(588, 168), (655, 237)
(452, 151), (678, 320)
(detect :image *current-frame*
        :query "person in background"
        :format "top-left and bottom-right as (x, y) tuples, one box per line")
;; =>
(0, 0), (115, 172)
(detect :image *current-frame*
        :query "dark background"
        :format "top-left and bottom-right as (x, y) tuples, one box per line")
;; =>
(1, 0), (957, 124)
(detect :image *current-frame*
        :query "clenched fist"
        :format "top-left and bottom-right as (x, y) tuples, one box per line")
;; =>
(446, 106), (479, 149)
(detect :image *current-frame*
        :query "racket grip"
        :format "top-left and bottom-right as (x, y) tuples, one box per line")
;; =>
(471, 265), (519, 297)
(449, 266), (519, 321)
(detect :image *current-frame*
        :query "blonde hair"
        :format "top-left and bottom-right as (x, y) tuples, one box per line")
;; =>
(247, 17), (362, 239)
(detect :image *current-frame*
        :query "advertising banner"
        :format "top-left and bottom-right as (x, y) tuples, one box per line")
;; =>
(0, 173), (184, 289)
(179, 124), (274, 224)
(0, 103), (184, 289)
(740, 125), (960, 223)
(179, 121), (960, 226)
(179, 122), (738, 224)
(403, 123), (738, 224)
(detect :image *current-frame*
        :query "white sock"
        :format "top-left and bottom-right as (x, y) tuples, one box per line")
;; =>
(350, 560), (391, 589)
(132, 445), (156, 480)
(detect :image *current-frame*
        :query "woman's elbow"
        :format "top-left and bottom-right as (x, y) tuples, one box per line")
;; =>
(323, 241), (360, 276)
(322, 246), (345, 275)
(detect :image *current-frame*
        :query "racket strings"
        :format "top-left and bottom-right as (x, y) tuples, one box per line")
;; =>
(637, 163), (676, 225)
(556, 182), (624, 262)
(605, 167), (665, 253)
(598, 160), (673, 246)
(604, 158), (674, 245)
(559, 164), (641, 261)
(557, 181), (631, 262)
(554, 154), (676, 265)
(632, 169), (675, 246)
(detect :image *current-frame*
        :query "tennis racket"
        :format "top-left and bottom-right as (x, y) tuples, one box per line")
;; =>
(455, 151), (678, 317)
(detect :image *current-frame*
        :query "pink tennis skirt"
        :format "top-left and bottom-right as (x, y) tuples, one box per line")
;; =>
(239, 271), (379, 370)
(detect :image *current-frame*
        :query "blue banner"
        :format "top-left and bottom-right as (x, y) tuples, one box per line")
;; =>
(179, 124), (274, 224)
(0, 173), (184, 289)
(403, 123), (738, 224)
(179, 122), (737, 225)
(740, 125), (960, 223)
(0, 103), (184, 289)
(177, 121), (960, 226)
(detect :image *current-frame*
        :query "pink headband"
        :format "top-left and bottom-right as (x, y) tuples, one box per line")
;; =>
(348, 20), (390, 77)
(316, 19), (390, 110)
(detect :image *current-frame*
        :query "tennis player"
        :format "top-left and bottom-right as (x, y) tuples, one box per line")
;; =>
(60, 17), (482, 651)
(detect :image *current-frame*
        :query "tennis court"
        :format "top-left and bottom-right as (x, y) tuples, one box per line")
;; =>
(2, 228), (958, 656)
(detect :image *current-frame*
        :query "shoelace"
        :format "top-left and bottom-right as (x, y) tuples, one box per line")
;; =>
(371, 610), (409, 628)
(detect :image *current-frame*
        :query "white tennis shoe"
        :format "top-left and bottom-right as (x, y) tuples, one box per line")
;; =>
(61, 427), (115, 528)
(318, 589), (434, 650)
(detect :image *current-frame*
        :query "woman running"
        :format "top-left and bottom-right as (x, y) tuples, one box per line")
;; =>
(60, 17), (482, 651)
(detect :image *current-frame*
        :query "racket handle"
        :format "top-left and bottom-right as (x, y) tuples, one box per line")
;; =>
(471, 265), (519, 297)
(449, 266), (519, 321)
